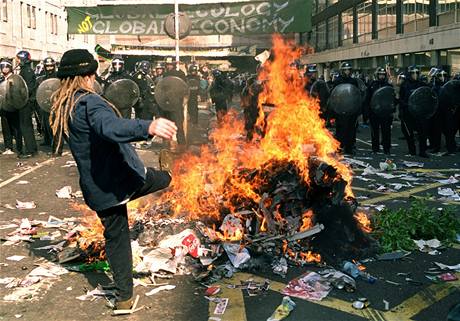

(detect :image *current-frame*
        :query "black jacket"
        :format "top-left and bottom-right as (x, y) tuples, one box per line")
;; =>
(399, 79), (425, 110)
(19, 63), (36, 101)
(68, 91), (151, 211)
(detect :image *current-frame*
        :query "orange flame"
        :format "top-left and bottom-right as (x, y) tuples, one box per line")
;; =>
(160, 34), (353, 220)
(300, 251), (322, 263)
(299, 209), (314, 232)
(354, 211), (372, 233)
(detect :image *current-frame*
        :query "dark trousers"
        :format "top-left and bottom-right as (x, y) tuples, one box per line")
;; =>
(370, 114), (392, 153)
(335, 114), (358, 153)
(96, 168), (171, 301)
(134, 100), (155, 121)
(1, 110), (23, 152)
(401, 111), (428, 156)
(18, 103), (37, 154)
(430, 105), (457, 153)
(40, 110), (53, 146)
(188, 95), (199, 125)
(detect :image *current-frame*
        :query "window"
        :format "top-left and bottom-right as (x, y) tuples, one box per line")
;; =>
(357, 1), (372, 43)
(317, 21), (327, 52)
(49, 13), (58, 35)
(403, 0), (430, 33)
(25, 4), (36, 29)
(327, 15), (339, 49)
(377, 0), (397, 40)
(342, 8), (353, 46)
(437, 0), (459, 25)
(26, 4), (31, 28)
(1, 0), (7, 22)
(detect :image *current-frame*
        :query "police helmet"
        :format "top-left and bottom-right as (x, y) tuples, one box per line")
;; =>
(0, 58), (13, 71)
(188, 64), (198, 73)
(408, 65), (420, 74)
(340, 62), (352, 71)
(155, 62), (165, 70)
(307, 64), (317, 73)
(165, 56), (175, 65)
(112, 57), (125, 73)
(139, 60), (151, 74)
(16, 50), (31, 64)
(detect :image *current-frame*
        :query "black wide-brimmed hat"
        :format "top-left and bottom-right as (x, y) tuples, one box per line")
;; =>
(57, 49), (98, 79)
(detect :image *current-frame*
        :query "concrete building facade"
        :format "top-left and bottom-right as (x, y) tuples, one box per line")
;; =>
(0, 0), (96, 62)
(302, 0), (460, 78)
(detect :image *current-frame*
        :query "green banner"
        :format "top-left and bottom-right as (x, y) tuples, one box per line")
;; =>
(67, 0), (311, 35)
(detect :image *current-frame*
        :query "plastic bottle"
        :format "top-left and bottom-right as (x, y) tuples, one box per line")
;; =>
(342, 261), (376, 284)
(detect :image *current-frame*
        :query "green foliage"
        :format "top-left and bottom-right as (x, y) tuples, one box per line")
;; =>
(372, 199), (460, 253)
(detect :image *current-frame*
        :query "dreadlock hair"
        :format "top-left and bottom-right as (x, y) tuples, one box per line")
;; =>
(49, 75), (121, 153)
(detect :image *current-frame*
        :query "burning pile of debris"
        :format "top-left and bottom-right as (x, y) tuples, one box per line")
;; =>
(63, 35), (375, 280)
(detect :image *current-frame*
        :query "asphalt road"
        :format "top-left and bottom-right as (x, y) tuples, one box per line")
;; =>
(0, 103), (459, 321)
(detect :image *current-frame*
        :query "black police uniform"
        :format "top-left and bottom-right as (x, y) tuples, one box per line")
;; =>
(186, 73), (200, 125)
(241, 76), (260, 140)
(131, 71), (156, 121)
(210, 74), (230, 119)
(399, 77), (427, 156)
(430, 78), (457, 154)
(331, 75), (360, 154)
(161, 68), (187, 145)
(18, 63), (38, 156)
(366, 79), (394, 154)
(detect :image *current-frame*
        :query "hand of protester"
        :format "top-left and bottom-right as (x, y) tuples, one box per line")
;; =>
(148, 118), (177, 140)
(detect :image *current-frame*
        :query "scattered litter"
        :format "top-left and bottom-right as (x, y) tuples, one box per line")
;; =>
(56, 186), (72, 199)
(272, 257), (288, 278)
(414, 239), (442, 255)
(29, 262), (68, 277)
(437, 176), (458, 184)
(282, 272), (332, 301)
(6, 256), (26, 262)
(383, 300), (390, 311)
(267, 296), (296, 321)
(66, 287), (72, 291)
(342, 261), (376, 283)
(113, 295), (143, 315)
(433, 262), (460, 272)
(14, 314), (22, 318)
(352, 298), (369, 310)
(403, 161), (424, 168)
(16, 180), (29, 185)
(318, 269), (356, 292)
(205, 286), (221, 296)
(15, 200), (36, 209)
(379, 160), (396, 171)
(437, 187), (460, 201)
(0, 277), (16, 285)
(223, 244), (251, 268)
(377, 250), (411, 261)
(213, 298), (229, 315)
(0, 223), (18, 230)
(62, 161), (77, 168)
(76, 285), (116, 301)
(145, 284), (176, 296)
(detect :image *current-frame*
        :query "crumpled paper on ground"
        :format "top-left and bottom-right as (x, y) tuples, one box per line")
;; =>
(15, 200), (36, 209)
(223, 243), (250, 268)
(145, 284), (176, 296)
(414, 239), (442, 255)
(282, 272), (332, 301)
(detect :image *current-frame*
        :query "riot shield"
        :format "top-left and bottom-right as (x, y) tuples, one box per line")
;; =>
(408, 86), (438, 119)
(439, 80), (460, 112)
(104, 78), (140, 110)
(36, 78), (60, 112)
(310, 80), (330, 112)
(93, 80), (103, 94)
(155, 76), (189, 111)
(0, 74), (29, 112)
(328, 83), (361, 116)
(370, 86), (395, 117)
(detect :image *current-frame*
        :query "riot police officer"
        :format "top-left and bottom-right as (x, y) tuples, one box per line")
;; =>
(0, 58), (23, 155)
(330, 62), (360, 155)
(430, 69), (456, 155)
(399, 65), (428, 157)
(36, 57), (57, 147)
(154, 62), (165, 82)
(366, 67), (395, 154)
(162, 57), (187, 146)
(132, 60), (156, 121)
(104, 57), (133, 119)
(304, 64), (317, 93)
(240, 75), (260, 140)
(186, 64), (200, 126)
(16, 50), (38, 158)
(210, 69), (230, 124)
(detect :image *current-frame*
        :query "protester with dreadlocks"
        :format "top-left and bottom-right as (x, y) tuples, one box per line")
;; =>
(49, 49), (177, 313)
